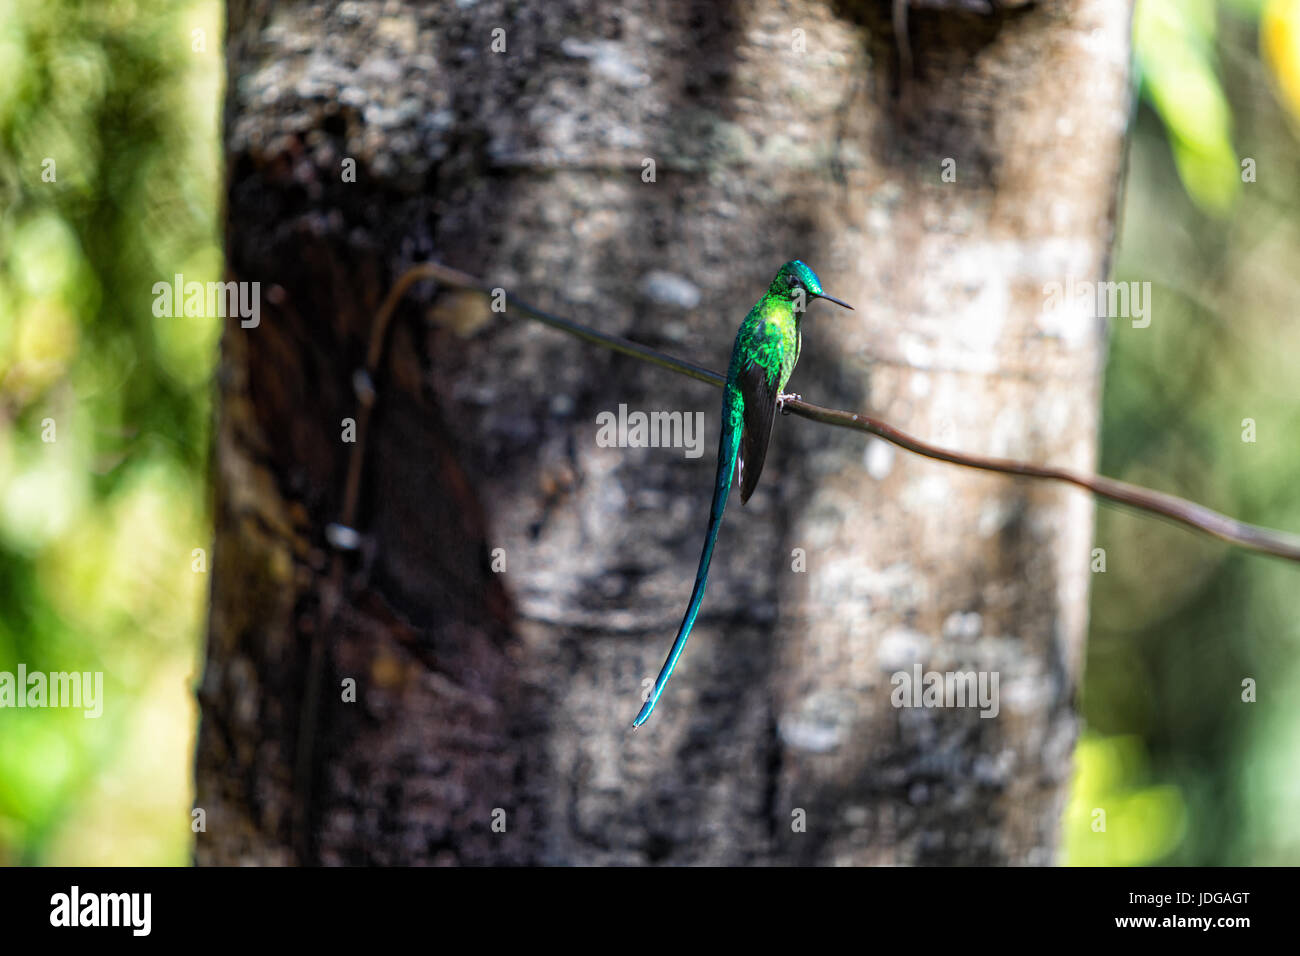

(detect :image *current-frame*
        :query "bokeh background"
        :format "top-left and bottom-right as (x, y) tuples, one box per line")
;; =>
(0, 0), (1297, 864)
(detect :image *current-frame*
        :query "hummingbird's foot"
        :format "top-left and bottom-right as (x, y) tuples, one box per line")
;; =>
(777, 392), (801, 414)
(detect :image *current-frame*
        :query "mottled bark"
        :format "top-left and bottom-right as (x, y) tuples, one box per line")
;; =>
(196, 0), (1130, 864)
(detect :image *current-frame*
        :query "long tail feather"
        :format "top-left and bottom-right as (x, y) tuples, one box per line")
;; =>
(632, 407), (742, 728)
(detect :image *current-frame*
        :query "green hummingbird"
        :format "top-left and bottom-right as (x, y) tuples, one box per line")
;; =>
(632, 260), (853, 728)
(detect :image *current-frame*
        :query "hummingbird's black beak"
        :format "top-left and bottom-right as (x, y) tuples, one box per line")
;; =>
(817, 292), (854, 311)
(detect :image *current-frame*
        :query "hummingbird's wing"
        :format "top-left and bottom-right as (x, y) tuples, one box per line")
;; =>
(736, 357), (779, 505)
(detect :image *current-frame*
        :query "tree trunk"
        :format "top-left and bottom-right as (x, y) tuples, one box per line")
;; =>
(196, 0), (1131, 864)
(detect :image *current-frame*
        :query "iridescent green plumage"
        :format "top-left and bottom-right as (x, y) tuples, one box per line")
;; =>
(632, 260), (852, 728)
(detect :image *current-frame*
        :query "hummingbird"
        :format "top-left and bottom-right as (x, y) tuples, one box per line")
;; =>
(632, 260), (853, 728)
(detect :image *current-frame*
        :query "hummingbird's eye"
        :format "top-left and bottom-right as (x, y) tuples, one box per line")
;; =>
(789, 277), (804, 295)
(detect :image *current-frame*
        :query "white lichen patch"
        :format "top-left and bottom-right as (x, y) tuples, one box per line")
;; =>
(863, 437), (895, 480)
(877, 627), (932, 672)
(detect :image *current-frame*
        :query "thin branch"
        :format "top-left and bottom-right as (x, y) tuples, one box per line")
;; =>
(295, 267), (407, 863)
(400, 261), (1300, 565)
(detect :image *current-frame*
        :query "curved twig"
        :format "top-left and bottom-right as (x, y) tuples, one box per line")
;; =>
(396, 261), (1300, 564)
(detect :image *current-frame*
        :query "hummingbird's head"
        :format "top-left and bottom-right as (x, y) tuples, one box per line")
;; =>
(772, 260), (854, 311)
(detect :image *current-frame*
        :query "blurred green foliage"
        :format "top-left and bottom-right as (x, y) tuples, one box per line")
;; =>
(0, 0), (221, 863)
(1135, 0), (1242, 213)
(0, 0), (1296, 865)
(1065, 0), (1300, 864)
